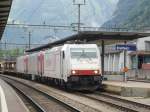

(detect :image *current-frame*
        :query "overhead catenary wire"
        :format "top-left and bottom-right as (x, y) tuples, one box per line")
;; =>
(2, 23), (150, 31)
(3, 23), (72, 31)
(0, 42), (44, 46)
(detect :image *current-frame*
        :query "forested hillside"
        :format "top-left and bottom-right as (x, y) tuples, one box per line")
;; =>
(103, 0), (150, 28)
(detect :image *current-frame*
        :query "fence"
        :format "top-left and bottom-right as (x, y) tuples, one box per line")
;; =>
(127, 69), (150, 80)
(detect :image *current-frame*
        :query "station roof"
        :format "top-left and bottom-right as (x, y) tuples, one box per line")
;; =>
(0, 0), (12, 39)
(26, 31), (150, 52)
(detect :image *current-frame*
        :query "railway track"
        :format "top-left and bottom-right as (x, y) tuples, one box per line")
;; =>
(1, 75), (103, 112)
(14, 88), (43, 112)
(2, 77), (81, 112)
(2, 75), (150, 112)
(77, 92), (150, 112)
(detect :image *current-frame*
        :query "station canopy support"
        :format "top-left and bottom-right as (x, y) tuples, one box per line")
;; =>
(0, 0), (12, 40)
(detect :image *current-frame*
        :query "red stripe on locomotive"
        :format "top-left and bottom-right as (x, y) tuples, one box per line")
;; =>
(71, 70), (100, 75)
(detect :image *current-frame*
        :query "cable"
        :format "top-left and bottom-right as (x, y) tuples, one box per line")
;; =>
(4, 23), (72, 31)
(0, 42), (44, 46)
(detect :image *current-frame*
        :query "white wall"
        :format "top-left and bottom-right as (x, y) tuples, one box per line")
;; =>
(137, 36), (150, 51)
(104, 51), (132, 72)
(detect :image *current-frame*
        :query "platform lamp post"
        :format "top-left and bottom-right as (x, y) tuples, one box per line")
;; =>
(73, 0), (86, 33)
(124, 41), (127, 82)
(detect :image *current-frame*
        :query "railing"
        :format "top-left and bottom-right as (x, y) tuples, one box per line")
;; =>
(127, 69), (150, 80)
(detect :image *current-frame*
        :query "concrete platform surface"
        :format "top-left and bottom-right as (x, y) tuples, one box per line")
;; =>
(0, 78), (29, 112)
(103, 81), (150, 97)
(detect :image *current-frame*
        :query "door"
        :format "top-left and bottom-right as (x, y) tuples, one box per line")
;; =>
(61, 51), (66, 80)
(138, 56), (144, 69)
(38, 54), (44, 76)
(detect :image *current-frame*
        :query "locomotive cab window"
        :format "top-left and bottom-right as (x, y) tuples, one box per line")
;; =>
(70, 48), (97, 59)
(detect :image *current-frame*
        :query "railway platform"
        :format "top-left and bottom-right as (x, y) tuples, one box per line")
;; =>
(0, 78), (29, 112)
(103, 81), (150, 97)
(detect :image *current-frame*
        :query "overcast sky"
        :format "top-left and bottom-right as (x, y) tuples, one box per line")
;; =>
(3, 0), (119, 48)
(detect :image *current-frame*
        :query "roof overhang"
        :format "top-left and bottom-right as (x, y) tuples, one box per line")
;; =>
(26, 31), (150, 53)
(0, 0), (12, 39)
(129, 51), (150, 56)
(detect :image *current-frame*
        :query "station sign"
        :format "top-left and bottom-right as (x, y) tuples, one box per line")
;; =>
(116, 44), (137, 51)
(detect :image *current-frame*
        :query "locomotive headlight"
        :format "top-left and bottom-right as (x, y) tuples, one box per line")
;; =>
(94, 70), (99, 74)
(72, 70), (76, 74)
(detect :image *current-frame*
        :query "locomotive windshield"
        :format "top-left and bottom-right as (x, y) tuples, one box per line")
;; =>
(70, 48), (97, 59)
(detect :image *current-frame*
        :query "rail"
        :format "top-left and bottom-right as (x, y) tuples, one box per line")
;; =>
(77, 92), (150, 112)
(2, 77), (81, 112)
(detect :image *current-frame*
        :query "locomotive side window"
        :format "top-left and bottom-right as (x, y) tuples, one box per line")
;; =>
(62, 51), (65, 59)
(70, 48), (97, 59)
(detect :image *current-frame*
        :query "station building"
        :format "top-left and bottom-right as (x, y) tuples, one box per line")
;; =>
(104, 36), (150, 79)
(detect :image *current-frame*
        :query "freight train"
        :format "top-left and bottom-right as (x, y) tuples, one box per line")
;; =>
(9, 44), (102, 91)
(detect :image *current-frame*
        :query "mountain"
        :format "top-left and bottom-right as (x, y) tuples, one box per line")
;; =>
(2, 0), (118, 48)
(9, 0), (118, 26)
(103, 0), (150, 28)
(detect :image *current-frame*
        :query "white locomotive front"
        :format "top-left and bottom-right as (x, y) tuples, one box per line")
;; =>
(65, 44), (102, 90)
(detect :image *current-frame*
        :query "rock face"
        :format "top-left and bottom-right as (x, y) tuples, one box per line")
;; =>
(103, 0), (150, 28)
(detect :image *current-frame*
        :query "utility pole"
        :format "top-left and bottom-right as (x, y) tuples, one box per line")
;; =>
(23, 26), (32, 50)
(73, 0), (86, 33)
(4, 40), (7, 59)
(78, 4), (81, 32)
(28, 31), (31, 49)
(0, 40), (1, 50)
(5, 41), (6, 50)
